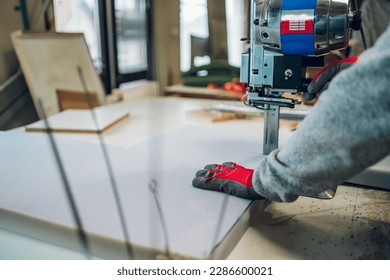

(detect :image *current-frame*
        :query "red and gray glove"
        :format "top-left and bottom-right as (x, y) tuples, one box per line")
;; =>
(192, 162), (264, 200)
(304, 56), (359, 101)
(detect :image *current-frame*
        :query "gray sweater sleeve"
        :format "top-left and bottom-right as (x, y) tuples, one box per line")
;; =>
(252, 24), (390, 202)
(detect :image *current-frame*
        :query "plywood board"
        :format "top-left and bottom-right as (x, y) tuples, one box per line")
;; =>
(186, 109), (298, 131)
(186, 109), (246, 122)
(56, 89), (100, 111)
(25, 107), (129, 134)
(11, 31), (106, 117)
(0, 126), (268, 259)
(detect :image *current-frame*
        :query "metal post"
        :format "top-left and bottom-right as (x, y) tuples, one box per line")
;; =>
(263, 104), (280, 155)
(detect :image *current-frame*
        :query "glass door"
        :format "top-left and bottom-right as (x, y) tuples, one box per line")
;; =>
(114, 0), (148, 82)
(53, 0), (103, 73)
(54, 0), (151, 92)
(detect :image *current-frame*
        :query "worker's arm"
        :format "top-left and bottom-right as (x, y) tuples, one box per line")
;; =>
(253, 23), (390, 202)
(193, 24), (390, 202)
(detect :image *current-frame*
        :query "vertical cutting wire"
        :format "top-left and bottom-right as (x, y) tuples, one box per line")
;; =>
(146, 111), (171, 259)
(209, 195), (229, 259)
(76, 66), (134, 259)
(148, 178), (172, 258)
(37, 99), (91, 259)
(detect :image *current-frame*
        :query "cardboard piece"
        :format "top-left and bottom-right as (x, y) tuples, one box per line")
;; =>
(25, 107), (129, 134)
(56, 89), (100, 111)
(186, 109), (246, 122)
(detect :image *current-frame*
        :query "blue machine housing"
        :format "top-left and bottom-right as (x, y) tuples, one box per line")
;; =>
(280, 0), (317, 55)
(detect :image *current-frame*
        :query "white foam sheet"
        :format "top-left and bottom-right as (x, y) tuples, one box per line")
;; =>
(0, 126), (265, 259)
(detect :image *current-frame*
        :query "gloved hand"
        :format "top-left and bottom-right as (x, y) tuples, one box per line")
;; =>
(304, 56), (359, 101)
(192, 162), (264, 200)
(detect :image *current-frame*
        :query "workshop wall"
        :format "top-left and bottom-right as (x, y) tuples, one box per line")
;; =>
(0, 0), (53, 85)
(207, 0), (228, 61)
(0, 1), (23, 85)
(0, 0), (51, 130)
(151, 0), (181, 94)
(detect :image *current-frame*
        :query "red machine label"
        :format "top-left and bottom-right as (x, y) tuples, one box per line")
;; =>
(281, 19), (314, 34)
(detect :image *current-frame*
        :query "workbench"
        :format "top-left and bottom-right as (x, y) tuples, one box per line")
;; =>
(1, 97), (389, 259)
(164, 84), (241, 100)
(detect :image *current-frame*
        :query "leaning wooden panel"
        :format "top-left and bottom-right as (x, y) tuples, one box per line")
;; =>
(11, 31), (106, 117)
